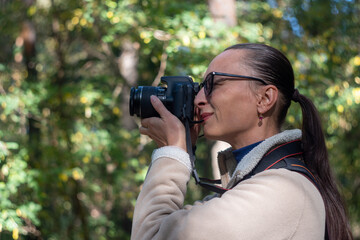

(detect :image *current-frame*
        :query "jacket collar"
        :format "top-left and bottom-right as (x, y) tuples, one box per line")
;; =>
(217, 129), (302, 189)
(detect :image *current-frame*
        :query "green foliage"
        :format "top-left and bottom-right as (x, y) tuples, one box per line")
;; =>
(0, 0), (359, 239)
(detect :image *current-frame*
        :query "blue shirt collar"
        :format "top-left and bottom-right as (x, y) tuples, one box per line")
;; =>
(232, 141), (263, 163)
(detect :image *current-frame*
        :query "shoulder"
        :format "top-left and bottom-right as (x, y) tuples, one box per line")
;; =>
(231, 168), (324, 209)
(226, 169), (326, 238)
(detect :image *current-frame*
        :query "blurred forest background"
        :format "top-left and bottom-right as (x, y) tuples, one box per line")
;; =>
(0, 0), (359, 239)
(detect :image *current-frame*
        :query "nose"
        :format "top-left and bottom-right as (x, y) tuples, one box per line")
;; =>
(194, 87), (207, 108)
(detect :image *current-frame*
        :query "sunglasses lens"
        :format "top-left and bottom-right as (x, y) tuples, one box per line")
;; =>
(204, 74), (213, 97)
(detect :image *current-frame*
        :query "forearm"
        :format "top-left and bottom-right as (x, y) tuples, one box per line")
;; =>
(131, 146), (191, 240)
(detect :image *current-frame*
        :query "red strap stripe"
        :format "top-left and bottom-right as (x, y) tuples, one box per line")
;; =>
(264, 139), (301, 157)
(264, 152), (303, 170)
(290, 164), (319, 185)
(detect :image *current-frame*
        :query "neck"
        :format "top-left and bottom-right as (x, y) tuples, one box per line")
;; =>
(228, 124), (279, 150)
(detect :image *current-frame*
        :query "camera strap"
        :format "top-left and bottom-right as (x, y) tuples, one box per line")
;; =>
(184, 119), (232, 193)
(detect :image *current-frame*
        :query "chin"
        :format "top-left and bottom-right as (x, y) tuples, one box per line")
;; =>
(203, 131), (222, 141)
(203, 127), (233, 144)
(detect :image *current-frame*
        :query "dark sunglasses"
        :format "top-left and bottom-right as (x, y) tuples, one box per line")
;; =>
(200, 72), (268, 97)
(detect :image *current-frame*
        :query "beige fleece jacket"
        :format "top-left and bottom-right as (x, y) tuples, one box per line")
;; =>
(131, 130), (326, 240)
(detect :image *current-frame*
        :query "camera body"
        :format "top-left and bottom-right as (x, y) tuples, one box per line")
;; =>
(129, 76), (200, 123)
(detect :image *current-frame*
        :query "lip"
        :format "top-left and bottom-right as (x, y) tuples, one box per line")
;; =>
(200, 112), (213, 122)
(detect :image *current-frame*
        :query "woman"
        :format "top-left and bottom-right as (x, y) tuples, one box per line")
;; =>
(131, 43), (353, 239)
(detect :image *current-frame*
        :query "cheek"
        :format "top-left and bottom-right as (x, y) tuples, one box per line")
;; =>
(215, 86), (258, 123)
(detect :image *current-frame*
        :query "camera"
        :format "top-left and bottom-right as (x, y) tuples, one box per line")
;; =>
(129, 76), (200, 123)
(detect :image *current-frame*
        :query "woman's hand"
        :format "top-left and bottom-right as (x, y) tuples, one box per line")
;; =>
(140, 96), (187, 151)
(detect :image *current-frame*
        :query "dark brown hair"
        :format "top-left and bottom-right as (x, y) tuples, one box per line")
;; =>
(225, 43), (353, 240)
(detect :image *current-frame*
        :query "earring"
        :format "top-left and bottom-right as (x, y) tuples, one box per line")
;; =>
(258, 114), (263, 127)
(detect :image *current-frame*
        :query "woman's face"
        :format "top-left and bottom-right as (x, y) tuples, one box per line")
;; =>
(195, 49), (261, 148)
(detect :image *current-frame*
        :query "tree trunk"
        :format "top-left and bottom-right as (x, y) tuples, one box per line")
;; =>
(22, 20), (41, 164)
(208, 0), (237, 27)
(118, 40), (139, 130)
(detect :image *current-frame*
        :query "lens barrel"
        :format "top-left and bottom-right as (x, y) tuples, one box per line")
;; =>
(129, 87), (138, 116)
(129, 86), (164, 118)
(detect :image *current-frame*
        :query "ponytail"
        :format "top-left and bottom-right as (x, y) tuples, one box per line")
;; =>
(225, 43), (353, 239)
(294, 90), (353, 240)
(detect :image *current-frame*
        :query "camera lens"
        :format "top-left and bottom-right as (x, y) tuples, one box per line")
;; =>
(129, 86), (164, 118)
(129, 87), (138, 116)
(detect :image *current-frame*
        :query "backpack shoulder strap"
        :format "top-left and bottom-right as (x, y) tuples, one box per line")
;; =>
(242, 140), (320, 189)
(242, 140), (304, 181)
(276, 157), (320, 189)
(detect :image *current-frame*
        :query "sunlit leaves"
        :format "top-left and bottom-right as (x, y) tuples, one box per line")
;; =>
(1, 0), (360, 238)
(0, 143), (41, 237)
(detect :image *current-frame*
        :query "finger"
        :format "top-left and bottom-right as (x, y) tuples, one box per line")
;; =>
(141, 118), (150, 128)
(139, 126), (166, 146)
(141, 117), (161, 131)
(150, 95), (173, 119)
(140, 119), (161, 136)
(139, 126), (149, 136)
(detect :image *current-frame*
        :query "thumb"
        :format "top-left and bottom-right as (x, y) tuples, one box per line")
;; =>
(150, 95), (172, 119)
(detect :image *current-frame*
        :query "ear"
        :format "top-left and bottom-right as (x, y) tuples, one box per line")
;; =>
(256, 85), (278, 115)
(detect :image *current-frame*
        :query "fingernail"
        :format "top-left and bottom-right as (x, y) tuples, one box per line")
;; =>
(150, 95), (157, 101)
